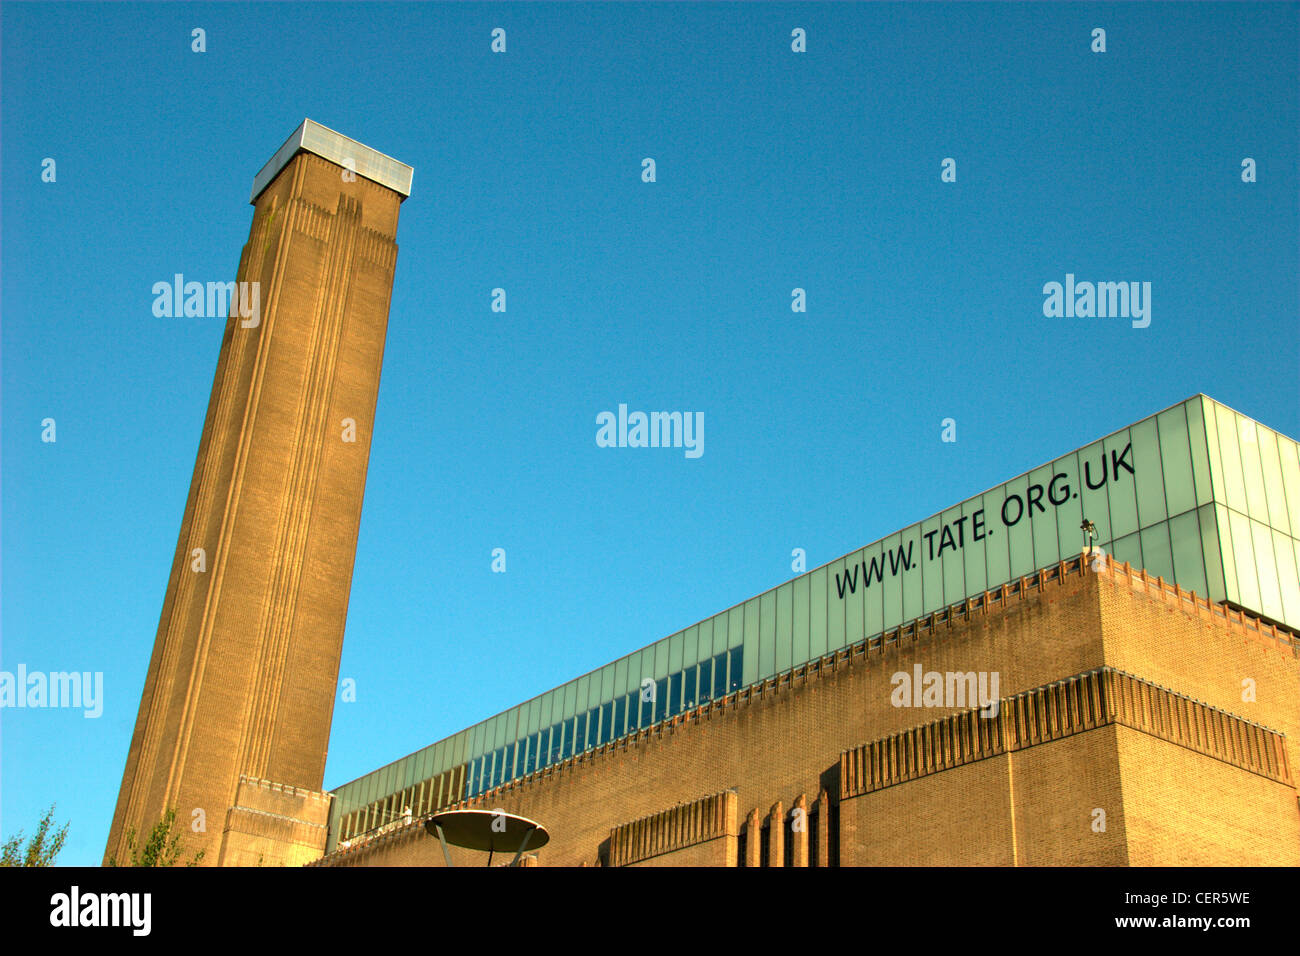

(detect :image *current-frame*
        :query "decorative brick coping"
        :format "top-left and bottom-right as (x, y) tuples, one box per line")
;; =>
(841, 666), (1292, 800)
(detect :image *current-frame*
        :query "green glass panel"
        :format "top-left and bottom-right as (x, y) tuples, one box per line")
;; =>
(981, 488), (1010, 591)
(1227, 509), (1258, 611)
(614, 657), (629, 697)
(1202, 398), (1227, 505)
(683, 625), (698, 669)
(728, 603), (744, 649)
(843, 549), (865, 645)
(1278, 434), (1300, 539)
(827, 556), (847, 650)
(1051, 452), (1083, 564)
(563, 680), (577, 718)
(1157, 404), (1196, 517)
(775, 582), (793, 672)
(1215, 404), (1248, 513)
(1077, 442), (1113, 545)
(793, 573), (811, 668)
(713, 613), (729, 658)
(1175, 509), (1211, 598)
(920, 513), (945, 612)
(1003, 474), (1035, 579)
(1104, 430), (1139, 539)
(1186, 398), (1214, 508)
(1257, 429), (1291, 534)
(1139, 522), (1174, 582)
(881, 530), (905, 633)
(1131, 418), (1168, 529)
(759, 590), (777, 677)
(742, 598), (759, 683)
(653, 640), (669, 680)
(1237, 416), (1269, 521)
(668, 631), (683, 674)
(1293, 538), (1300, 620)
(1250, 520), (1282, 621)
(1276, 532), (1300, 627)
(809, 567), (828, 659)
(524, 698), (538, 734)
(960, 500), (987, 597)
(1110, 532), (1142, 573)
(935, 505), (962, 606)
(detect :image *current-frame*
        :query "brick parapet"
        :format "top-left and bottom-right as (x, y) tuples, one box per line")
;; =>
(841, 666), (1291, 800)
(607, 790), (738, 867)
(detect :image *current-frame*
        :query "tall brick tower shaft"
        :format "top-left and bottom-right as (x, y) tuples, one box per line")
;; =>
(105, 121), (412, 866)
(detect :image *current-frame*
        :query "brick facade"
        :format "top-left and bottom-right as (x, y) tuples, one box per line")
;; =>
(313, 554), (1299, 867)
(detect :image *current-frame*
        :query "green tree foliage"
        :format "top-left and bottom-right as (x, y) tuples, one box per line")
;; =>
(106, 808), (205, 867)
(1, 804), (70, 866)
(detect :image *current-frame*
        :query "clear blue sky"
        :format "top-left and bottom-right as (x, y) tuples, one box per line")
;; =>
(2, 2), (1296, 866)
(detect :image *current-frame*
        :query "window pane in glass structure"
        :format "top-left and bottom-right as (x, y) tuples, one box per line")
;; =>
(919, 516), (944, 614)
(669, 672), (681, 717)
(1215, 404), (1248, 514)
(1186, 399), (1214, 508)
(654, 678), (668, 723)
(1140, 523), (1174, 582)
(1257, 430), (1291, 533)
(1280, 437), (1300, 538)
(776, 583), (793, 673)
(613, 696), (626, 738)
(793, 574), (811, 668)
(683, 664), (698, 708)
(1131, 418), (1168, 530)
(827, 558), (847, 652)
(1111, 532), (1142, 572)
(1105, 431), (1140, 539)
(806, 567), (826, 658)
(960, 505), (987, 599)
(1169, 510), (1208, 598)
(1211, 504), (1232, 600)
(1228, 510), (1260, 611)
(1251, 519), (1283, 621)
(1076, 443), (1113, 545)
(698, 659), (713, 704)
(1157, 404), (1196, 517)
(941, 505), (968, 607)
(759, 591), (777, 681)
(1237, 417), (1269, 520)
(1003, 475), (1035, 579)
(729, 647), (743, 692)
(599, 702), (613, 745)
(1199, 504), (1227, 602)
(1275, 533), (1300, 625)
(550, 724), (563, 765)
(668, 631), (683, 675)
(1050, 454), (1083, 561)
